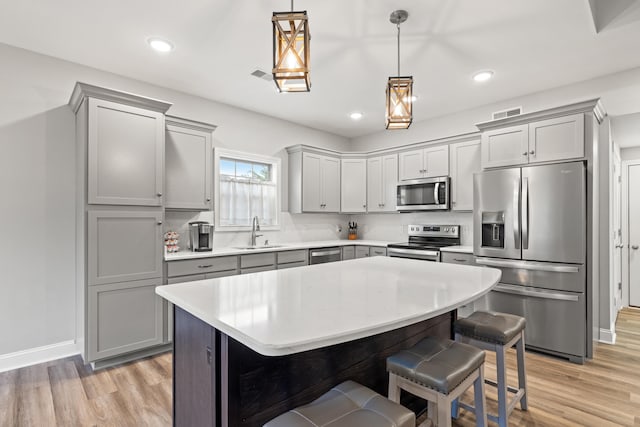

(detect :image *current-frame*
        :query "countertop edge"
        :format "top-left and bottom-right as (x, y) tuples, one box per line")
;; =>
(165, 240), (393, 261)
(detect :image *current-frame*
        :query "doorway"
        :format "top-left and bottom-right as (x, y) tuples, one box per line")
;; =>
(623, 160), (640, 307)
(613, 150), (622, 312)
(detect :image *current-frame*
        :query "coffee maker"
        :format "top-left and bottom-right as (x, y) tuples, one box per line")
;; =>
(189, 221), (213, 252)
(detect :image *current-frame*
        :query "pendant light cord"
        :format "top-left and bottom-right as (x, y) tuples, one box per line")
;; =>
(397, 23), (401, 77)
(291, 0), (294, 11)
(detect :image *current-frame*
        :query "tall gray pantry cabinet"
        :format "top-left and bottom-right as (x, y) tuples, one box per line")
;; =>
(70, 83), (172, 368)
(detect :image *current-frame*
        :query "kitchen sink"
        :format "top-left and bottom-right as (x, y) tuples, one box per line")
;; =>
(233, 245), (284, 250)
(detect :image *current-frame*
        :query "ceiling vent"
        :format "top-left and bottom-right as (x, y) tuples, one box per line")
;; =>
(251, 69), (273, 82)
(492, 106), (522, 120)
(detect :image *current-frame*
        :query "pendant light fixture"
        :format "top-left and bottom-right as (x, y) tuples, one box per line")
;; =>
(272, 1), (311, 92)
(386, 10), (413, 130)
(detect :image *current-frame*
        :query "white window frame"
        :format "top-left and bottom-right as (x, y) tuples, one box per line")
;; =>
(213, 148), (281, 231)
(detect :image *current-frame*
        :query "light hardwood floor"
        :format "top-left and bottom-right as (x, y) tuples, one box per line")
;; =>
(1, 308), (639, 427)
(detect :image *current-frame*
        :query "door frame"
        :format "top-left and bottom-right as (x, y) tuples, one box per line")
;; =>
(621, 159), (640, 307)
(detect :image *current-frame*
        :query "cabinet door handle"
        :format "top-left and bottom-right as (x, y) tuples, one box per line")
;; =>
(157, 221), (163, 225)
(157, 193), (162, 197)
(522, 152), (528, 156)
(198, 264), (213, 269)
(206, 346), (212, 365)
(633, 245), (639, 250)
(363, 204), (366, 208)
(206, 198), (211, 202)
(529, 150), (535, 155)
(453, 258), (467, 263)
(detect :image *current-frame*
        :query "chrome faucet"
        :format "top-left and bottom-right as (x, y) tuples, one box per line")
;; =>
(251, 216), (263, 246)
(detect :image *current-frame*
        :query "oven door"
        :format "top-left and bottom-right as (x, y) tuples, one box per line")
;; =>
(396, 177), (449, 211)
(387, 248), (440, 262)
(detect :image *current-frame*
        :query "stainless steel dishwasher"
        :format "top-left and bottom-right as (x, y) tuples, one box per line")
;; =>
(309, 247), (342, 264)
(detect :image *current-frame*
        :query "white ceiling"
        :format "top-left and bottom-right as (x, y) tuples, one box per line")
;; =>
(2, 0), (640, 138)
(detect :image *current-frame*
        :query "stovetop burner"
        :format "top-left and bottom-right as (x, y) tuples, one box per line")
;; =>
(388, 224), (461, 252)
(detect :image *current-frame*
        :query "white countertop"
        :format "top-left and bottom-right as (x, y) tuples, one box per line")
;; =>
(440, 245), (474, 254)
(156, 257), (501, 356)
(165, 240), (393, 261)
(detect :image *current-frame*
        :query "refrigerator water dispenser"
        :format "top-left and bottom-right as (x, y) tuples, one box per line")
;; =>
(481, 212), (505, 248)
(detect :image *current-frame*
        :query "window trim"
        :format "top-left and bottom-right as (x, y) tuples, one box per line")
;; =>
(213, 148), (281, 231)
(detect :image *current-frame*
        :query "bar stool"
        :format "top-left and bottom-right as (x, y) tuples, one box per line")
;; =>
(453, 311), (528, 427)
(263, 380), (415, 427)
(387, 336), (487, 427)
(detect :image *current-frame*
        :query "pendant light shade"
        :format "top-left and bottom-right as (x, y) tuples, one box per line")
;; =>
(386, 76), (413, 129)
(272, 7), (310, 93)
(386, 10), (413, 130)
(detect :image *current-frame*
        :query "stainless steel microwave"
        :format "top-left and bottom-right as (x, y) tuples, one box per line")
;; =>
(396, 176), (450, 212)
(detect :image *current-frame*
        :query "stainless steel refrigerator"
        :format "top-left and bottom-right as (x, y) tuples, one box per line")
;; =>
(473, 161), (589, 363)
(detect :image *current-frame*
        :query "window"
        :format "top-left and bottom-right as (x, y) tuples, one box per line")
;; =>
(214, 148), (281, 230)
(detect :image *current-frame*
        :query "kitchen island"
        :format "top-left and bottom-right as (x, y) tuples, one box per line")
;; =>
(156, 256), (501, 426)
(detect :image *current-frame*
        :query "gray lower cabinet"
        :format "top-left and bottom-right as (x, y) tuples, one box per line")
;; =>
(165, 256), (239, 343)
(355, 246), (370, 259)
(88, 278), (163, 361)
(240, 253), (276, 274)
(88, 210), (164, 285)
(369, 247), (387, 257)
(165, 117), (215, 210)
(276, 250), (308, 269)
(441, 251), (476, 317)
(342, 246), (355, 260)
(441, 252), (475, 265)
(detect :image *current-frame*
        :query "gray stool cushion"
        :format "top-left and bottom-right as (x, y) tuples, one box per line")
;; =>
(454, 310), (526, 345)
(386, 336), (485, 395)
(263, 380), (415, 427)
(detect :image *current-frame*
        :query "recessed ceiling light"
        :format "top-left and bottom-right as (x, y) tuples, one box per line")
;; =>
(147, 38), (174, 53)
(350, 112), (364, 120)
(472, 70), (494, 82)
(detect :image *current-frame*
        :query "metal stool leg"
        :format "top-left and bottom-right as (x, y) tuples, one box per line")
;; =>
(496, 344), (508, 427)
(516, 332), (528, 410)
(474, 365), (487, 427)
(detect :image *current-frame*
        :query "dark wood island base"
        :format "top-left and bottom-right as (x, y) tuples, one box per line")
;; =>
(173, 306), (455, 427)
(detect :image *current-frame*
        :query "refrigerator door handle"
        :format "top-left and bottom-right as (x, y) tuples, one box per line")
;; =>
(494, 284), (580, 302)
(476, 257), (580, 273)
(433, 182), (440, 205)
(522, 177), (529, 249)
(513, 178), (520, 250)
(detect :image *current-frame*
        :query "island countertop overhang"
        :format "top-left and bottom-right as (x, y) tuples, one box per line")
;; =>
(156, 257), (501, 356)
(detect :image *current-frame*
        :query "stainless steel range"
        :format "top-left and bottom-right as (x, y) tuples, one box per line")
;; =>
(388, 225), (461, 262)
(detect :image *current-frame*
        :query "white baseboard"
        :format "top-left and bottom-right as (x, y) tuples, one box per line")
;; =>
(0, 340), (79, 373)
(598, 328), (617, 344)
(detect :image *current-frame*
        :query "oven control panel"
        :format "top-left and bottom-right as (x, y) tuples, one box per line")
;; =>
(408, 224), (460, 238)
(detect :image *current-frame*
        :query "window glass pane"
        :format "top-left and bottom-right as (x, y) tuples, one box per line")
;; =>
(252, 163), (271, 181)
(236, 161), (253, 178)
(220, 159), (236, 177)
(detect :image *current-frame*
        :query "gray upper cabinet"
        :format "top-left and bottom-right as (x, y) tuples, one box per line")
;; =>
(481, 124), (529, 169)
(480, 113), (585, 169)
(87, 98), (165, 206)
(399, 146), (449, 180)
(449, 139), (481, 211)
(287, 146), (341, 213)
(528, 113), (584, 163)
(88, 210), (164, 285)
(165, 117), (216, 210)
(367, 154), (398, 213)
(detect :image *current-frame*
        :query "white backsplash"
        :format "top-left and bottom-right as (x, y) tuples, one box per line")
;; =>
(164, 210), (473, 252)
(164, 211), (348, 252)
(348, 212), (474, 245)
